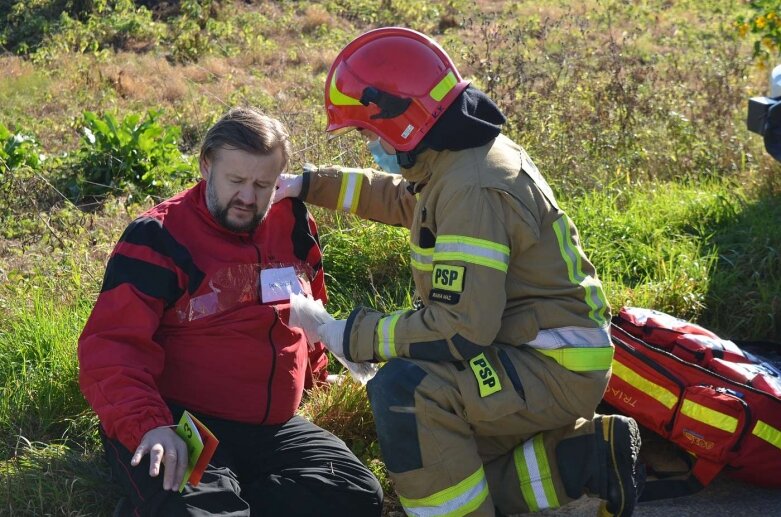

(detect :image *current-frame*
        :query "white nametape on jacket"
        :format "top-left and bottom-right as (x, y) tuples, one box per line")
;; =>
(260, 266), (303, 303)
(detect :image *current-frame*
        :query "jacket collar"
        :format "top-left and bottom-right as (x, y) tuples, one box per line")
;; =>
(401, 148), (437, 188)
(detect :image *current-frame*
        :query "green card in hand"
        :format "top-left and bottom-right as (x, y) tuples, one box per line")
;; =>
(175, 411), (205, 492)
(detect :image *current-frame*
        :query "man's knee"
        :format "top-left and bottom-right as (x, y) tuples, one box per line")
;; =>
(366, 359), (428, 473)
(367, 359), (427, 404)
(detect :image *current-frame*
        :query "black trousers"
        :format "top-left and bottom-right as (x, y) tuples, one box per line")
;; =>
(102, 407), (383, 517)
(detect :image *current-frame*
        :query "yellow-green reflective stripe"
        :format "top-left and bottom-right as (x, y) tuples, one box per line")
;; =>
(400, 466), (489, 517)
(514, 443), (539, 511)
(533, 433), (560, 509)
(434, 235), (510, 273)
(337, 172), (363, 213)
(377, 312), (402, 360)
(753, 420), (781, 450)
(611, 360), (677, 409)
(513, 434), (558, 511)
(551, 216), (608, 326)
(430, 70), (457, 101)
(411, 243), (433, 272)
(535, 346), (614, 372)
(411, 259), (433, 272)
(329, 73), (362, 106)
(681, 399), (738, 433)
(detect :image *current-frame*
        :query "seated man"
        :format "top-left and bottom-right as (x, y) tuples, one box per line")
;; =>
(78, 107), (383, 516)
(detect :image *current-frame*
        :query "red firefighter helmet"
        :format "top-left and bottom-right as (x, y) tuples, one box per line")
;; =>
(324, 27), (470, 152)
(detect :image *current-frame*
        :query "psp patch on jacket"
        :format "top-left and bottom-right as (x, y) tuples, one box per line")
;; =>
(432, 264), (464, 292)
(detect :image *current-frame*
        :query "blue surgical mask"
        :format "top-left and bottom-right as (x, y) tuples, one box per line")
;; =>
(368, 139), (401, 174)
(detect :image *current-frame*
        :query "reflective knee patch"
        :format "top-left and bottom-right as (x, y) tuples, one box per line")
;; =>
(366, 359), (427, 473)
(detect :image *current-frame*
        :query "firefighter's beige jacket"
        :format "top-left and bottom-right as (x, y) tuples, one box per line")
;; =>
(301, 134), (610, 364)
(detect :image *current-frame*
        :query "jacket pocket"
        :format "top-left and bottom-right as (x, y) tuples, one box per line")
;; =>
(670, 385), (750, 463)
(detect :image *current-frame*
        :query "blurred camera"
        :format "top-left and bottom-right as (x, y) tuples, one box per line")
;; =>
(748, 64), (781, 163)
(747, 96), (780, 136)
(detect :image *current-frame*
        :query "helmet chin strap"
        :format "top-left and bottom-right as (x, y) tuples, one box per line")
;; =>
(396, 143), (428, 169)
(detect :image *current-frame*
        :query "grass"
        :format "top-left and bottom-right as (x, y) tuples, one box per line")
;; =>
(1, 0), (781, 514)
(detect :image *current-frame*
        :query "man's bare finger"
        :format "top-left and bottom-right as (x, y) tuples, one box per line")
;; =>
(149, 444), (164, 477)
(173, 440), (189, 490)
(163, 448), (178, 490)
(130, 442), (147, 467)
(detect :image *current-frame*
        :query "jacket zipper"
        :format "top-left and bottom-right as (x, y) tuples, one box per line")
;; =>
(249, 237), (276, 423)
(261, 307), (279, 424)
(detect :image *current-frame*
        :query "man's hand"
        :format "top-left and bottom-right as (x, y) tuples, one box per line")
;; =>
(131, 426), (189, 491)
(317, 319), (347, 358)
(273, 173), (303, 202)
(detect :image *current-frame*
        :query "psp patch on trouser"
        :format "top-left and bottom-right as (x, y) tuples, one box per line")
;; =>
(469, 352), (502, 397)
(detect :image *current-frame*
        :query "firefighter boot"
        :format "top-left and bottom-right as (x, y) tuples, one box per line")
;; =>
(556, 415), (645, 517)
(593, 415), (645, 517)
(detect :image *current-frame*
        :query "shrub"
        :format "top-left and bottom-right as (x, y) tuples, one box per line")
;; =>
(736, 0), (781, 66)
(0, 123), (42, 171)
(62, 110), (196, 204)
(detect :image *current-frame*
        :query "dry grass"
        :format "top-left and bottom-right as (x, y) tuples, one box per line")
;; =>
(0, 54), (34, 79)
(301, 4), (336, 34)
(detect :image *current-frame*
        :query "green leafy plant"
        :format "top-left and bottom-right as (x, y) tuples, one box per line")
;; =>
(169, 0), (221, 63)
(0, 123), (42, 171)
(65, 110), (195, 203)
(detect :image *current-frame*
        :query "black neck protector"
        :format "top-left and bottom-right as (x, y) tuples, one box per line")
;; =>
(397, 85), (506, 168)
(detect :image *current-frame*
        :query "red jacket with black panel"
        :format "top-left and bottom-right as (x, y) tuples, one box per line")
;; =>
(78, 180), (328, 451)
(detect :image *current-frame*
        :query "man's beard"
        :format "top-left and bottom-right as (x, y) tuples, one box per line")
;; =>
(206, 177), (268, 233)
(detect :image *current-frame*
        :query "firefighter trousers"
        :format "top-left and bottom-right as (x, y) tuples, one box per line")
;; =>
(366, 343), (611, 516)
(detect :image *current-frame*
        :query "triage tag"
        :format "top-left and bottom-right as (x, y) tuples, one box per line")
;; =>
(176, 411), (204, 492)
(260, 266), (303, 303)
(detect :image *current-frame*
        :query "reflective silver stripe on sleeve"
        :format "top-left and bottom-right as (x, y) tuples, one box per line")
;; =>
(338, 171), (364, 213)
(433, 235), (510, 273)
(527, 325), (612, 349)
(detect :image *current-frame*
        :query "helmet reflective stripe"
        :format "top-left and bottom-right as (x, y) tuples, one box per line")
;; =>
(337, 170), (364, 213)
(329, 73), (362, 106)
(399, 466), (489, 516)
(551, 215), (609, 326)
(430, 70), (458, 101)
(434, 235), (510, 273)
(513, 434), (560, 511)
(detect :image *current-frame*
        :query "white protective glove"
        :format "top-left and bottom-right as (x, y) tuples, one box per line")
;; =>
(288, 292), (377, 384)
(273, 173), (303, 203)
(317, 319), (346, 358)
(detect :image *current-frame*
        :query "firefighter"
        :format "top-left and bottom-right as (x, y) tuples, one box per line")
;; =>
(276, 27), (644, 516)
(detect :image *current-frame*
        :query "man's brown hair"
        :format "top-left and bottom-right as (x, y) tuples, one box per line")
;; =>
(200, 107), (291, 170)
